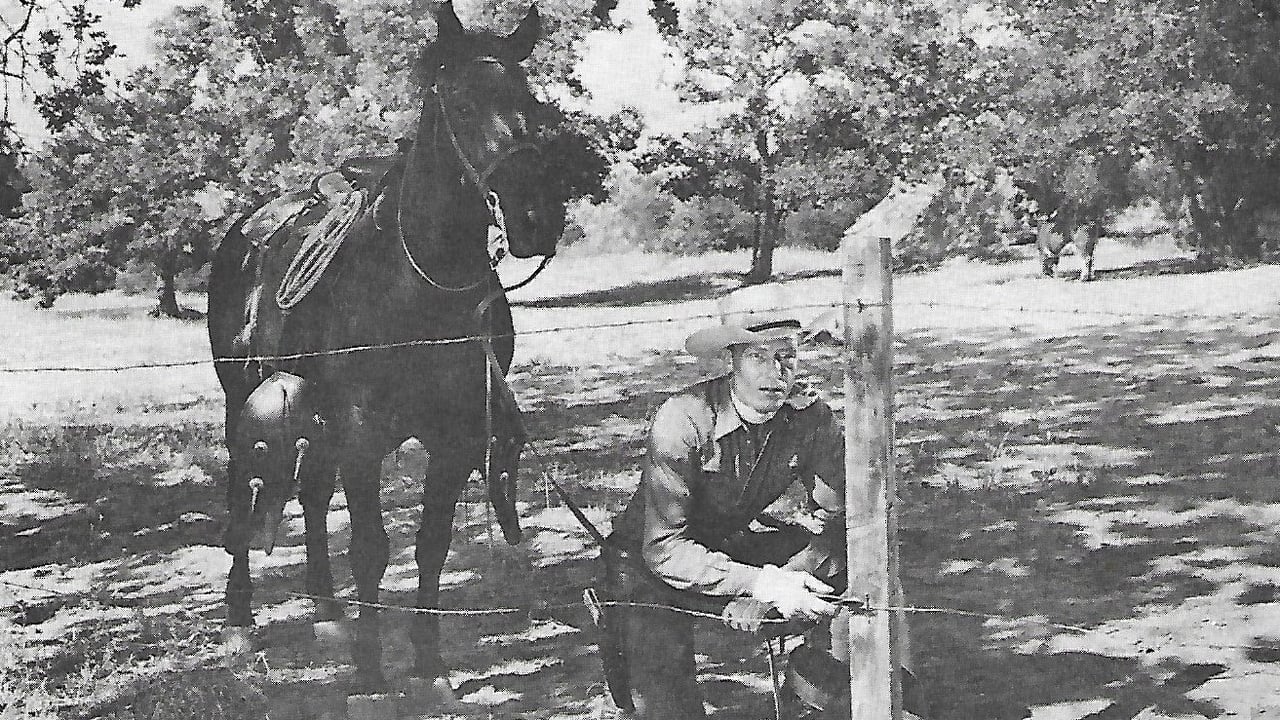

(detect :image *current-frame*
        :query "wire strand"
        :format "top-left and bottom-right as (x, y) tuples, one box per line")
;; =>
(4, 295), (1272, 375)
(0, 300), (856, 374)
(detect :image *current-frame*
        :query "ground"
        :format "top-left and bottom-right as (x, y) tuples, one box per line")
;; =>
(1, 238), (1279, 719)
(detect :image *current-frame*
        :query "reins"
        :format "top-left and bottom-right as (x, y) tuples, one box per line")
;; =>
(397, 66), (546, 294)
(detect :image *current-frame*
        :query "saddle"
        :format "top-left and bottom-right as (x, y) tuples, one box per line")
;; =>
(232, 151), (407, 367)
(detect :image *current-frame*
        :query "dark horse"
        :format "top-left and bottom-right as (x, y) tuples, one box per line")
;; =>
(206, 2), (564, 702)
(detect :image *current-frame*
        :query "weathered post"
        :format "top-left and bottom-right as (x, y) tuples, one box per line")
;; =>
(842, 234), (900, 719)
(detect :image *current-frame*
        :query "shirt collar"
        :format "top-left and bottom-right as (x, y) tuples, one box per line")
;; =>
(710, 375), (742, 441)
(710, 374), (815, 440)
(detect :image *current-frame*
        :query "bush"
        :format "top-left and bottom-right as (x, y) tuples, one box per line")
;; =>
(560, 164), (673, 255)
(897, 172), (1025, 272)
(659, 196), (754, 254)
(783, 199), (864, 251)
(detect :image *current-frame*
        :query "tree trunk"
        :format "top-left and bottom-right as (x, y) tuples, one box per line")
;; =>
(746, 177), (777, 284)
(751, 208), (761, 267)
(156, 270), (181, 318)
(746, 124), (775, 284)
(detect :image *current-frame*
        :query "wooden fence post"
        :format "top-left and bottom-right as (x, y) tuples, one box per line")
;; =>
(843, 234), (900, 720)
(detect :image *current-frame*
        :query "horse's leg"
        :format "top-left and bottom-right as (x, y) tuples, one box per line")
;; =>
(221, 402), (255, 656)
(342, 452), (391, 691)
(301, 454), (343, 622)
(409, 441), (472, 689)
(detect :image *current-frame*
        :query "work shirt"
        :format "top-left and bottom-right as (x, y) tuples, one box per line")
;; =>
(611, 374), (845, 597)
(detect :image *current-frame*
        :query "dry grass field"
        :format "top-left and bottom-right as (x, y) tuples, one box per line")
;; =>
(2, 238), (1280, 719)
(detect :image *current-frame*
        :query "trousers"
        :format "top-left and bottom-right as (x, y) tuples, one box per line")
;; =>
(610, 528), (917, 719)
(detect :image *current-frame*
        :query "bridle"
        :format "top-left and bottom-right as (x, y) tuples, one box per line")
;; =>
(398, 58), (552, 293)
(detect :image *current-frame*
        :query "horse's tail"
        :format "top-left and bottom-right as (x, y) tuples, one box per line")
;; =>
(207, 213), (259, 396)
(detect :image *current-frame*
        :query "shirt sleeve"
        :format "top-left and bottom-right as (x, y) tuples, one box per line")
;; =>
(804, 401), (845, 514)
(783, 401), (847, 579)
(639, 398), (761, 597)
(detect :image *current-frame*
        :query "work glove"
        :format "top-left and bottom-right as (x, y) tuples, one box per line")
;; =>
(750, 564), (837, 621)
(722, 597), (774, 633)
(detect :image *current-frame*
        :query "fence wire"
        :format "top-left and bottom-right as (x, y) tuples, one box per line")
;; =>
(2, 575), (1278, 672)
(2, 292), (1278, 704)
(2, 297), (1273, 375)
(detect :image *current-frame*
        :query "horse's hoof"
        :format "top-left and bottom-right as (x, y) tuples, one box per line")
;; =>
(406, 676), (483, 714)
(346, 694), (399, 720)
(221, 626), (254, 665)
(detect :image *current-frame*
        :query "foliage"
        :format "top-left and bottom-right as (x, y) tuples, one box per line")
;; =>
(564, 161), (672, 253)
(660, 194), (754, 254)
(645, 0), (988, 280)
(2, 0), (611, 314)
(0, 0), (143, 133)
(976, 0), (1280, 266)
(782, 197), (863, 252)
(898, 171), (1025, 273)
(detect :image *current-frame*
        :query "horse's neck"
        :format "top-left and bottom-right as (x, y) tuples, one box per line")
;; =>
(396, 140), (486, 267)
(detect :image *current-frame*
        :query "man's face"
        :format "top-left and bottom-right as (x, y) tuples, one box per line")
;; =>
(730, 335), (800, 415)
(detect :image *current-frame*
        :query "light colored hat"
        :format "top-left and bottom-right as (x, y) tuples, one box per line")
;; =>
(685, 283), (810, 357)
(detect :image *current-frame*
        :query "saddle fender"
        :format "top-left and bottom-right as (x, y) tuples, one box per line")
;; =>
(230, 371), (323, 555)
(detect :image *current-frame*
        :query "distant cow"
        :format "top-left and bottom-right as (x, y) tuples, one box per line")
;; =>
(1018, 151), (1131, 282)
(1034, 215), (1102, 281)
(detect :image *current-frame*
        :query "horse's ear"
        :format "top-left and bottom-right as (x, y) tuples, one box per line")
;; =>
(435, 1), (466, 47)
(505, 5), (541, 61)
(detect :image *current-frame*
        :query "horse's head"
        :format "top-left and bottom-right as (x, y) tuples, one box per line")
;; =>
(414, 2), (565, 259)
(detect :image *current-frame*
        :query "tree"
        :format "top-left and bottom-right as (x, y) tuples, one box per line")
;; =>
(979, 0), (1280, 273)
(649, 0), (987, 281)
(3, 0), (612, 313)
(0, 0), (144, 132)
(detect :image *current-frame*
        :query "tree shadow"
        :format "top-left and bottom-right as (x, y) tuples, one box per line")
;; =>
(0, 416), (227, 572)
(8, 305), (1280, 717)
(485, 312), (1280, 717)
(512, 268), (839, 309)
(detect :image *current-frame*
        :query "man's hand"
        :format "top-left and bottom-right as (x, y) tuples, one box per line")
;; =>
(722, 597), (774, 632)
(793, 507), (840, 535)
(750, 565), (837, 620)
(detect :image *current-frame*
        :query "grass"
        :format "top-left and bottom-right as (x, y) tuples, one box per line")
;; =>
(4, 239), (1280, 718)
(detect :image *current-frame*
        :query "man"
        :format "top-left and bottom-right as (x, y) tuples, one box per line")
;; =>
(603, 283), (912, 719)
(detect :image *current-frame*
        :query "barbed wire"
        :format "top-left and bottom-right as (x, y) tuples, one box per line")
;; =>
(898, 299), (1279, 322)
(3, 575), (1276, 661)
(2, 296), (1275, 375)
(0, 301), (856, 374)
(4, 290), (1280, 699)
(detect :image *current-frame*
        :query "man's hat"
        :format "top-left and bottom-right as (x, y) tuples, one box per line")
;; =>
(685, 283), (812, 357)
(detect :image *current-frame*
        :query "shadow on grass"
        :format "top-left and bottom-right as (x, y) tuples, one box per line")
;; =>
(486, 313), (1280, 717)
(512, 268), (840, 309)
(0, 416), (227, 572)
(6, 307), (1280, 718)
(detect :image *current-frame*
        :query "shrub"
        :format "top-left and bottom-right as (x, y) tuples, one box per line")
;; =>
(783, 199), (865, 252)
(560, 163), (673, 255)
(659, 196), (754, 254)
(897, 172), (1025, 272)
